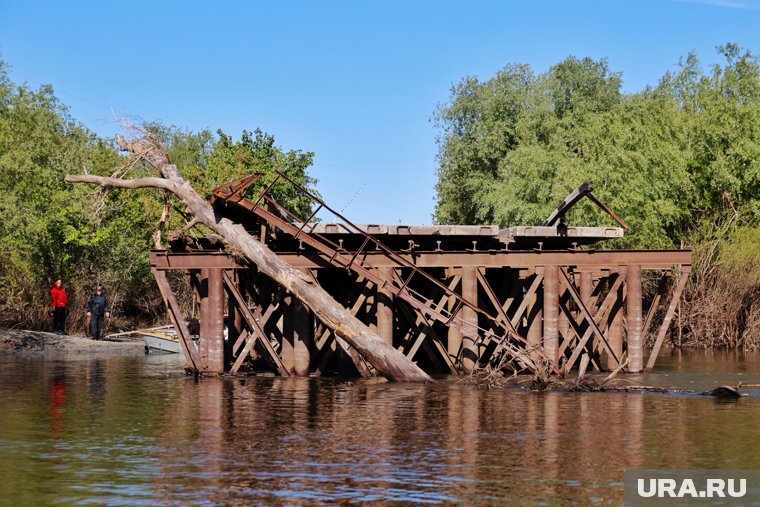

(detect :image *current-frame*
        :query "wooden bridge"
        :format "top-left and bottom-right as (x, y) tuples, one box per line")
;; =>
(150, 174), (691, 377)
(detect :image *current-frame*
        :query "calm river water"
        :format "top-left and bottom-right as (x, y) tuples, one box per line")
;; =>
(1, 349), (759, 505)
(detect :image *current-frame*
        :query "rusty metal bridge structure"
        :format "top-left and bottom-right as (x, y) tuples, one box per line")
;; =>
(150, 173), (691, 377)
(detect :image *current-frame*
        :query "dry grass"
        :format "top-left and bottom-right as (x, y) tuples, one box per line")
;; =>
(678, 235), (760, 350)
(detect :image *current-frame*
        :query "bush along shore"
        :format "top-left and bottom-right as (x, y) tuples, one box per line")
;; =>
(1, 47), (758, 350)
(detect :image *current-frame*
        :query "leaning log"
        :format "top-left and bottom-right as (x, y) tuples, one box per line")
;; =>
(66, 134), (432, 383)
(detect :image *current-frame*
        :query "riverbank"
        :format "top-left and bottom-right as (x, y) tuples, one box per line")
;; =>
(0, 328), (145, 354)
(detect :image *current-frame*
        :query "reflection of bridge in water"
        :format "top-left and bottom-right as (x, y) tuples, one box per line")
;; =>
(150, 174), (691, 377)
(152, 376), (648, 504)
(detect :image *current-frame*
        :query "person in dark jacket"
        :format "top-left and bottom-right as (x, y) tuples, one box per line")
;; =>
(50, 279), (68, 334)
(86, 285), (111, 340)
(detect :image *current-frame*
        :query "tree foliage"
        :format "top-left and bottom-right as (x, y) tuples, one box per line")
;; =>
(0, 59), (317, 329)
(434, 45), (759, 250)
(434, 45), (760, 348)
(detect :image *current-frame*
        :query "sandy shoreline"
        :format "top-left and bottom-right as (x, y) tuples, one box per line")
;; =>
(0, 328), (145, 354)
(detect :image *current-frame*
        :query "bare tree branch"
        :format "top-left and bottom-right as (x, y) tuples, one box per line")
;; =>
(154, 192), (172, 249)
(65, 174), (178, 192)
(66, 133), (432, 382)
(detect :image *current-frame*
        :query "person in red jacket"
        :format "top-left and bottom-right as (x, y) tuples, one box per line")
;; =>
(50, 279), (68, 335)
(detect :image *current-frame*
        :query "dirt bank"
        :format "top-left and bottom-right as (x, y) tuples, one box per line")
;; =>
(0, 328), (145, 354)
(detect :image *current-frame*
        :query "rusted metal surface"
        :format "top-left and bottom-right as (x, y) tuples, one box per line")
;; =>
(206, 269), (226, 374)
(147, 173), (692, 376)
(562, 273), (624, 374)
(376, 266), (394, 346)
(222, 271), (290, 376)
(211, 173), (537, 370)
(543, 181), (628, 229)
(460, 266), (479, 373)
(604, 268), (626, 370)
(292, 297), (312, 377)
(543, 266), (559, 364)
(151, 249), (691, 270)
(626, 265), (643, 372)
(151, 268), (203, 370)
(643, 273), (670, 338)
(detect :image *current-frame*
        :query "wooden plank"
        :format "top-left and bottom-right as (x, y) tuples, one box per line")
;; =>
(223, 271), (290, 376)
(476, 267), (521, 338)
(392, 271), (459, 373)
(509, 274), (544, 329)
(559, 268), (620, 366)
(152, 268), (203, 371)
(643, 272), (670, 338)
(315, 278), (373, 375)
(645, 270), (690, 371)
(562, 272), (624, 373)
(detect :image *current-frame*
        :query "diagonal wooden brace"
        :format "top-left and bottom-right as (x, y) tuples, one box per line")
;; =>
(223, 271), (290, 376)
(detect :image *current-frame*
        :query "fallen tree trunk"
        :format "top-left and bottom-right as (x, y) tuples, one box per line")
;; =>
(66, 134), (432, 383)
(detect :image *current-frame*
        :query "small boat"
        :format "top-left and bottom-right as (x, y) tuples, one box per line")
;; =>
(141, 326), (181, 354)
(140, 325), (199, 361)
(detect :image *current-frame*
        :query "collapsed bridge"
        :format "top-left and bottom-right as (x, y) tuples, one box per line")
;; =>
(150, 173), (691, 377)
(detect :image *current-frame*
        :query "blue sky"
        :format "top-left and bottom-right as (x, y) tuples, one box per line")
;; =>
(2, 0), (759, 224)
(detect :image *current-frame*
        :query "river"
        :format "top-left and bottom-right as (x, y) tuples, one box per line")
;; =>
(0, 349), (759, 505)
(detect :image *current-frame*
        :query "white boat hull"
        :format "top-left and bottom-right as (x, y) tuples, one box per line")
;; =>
(142, 332), (182, 354)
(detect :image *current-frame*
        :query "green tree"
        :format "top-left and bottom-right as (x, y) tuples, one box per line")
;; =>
(0, 59), (318, 330)
(434, 47), (759, 249)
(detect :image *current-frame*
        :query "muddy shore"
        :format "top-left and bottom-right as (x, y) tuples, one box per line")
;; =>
(0, 328), (145, 354)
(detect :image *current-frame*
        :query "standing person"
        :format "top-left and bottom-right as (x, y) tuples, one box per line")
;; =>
(50, 279), (68, 335)
(86, 285), (110, 340)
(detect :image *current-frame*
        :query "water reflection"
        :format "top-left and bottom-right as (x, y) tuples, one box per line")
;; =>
(0, 351), (759, 505)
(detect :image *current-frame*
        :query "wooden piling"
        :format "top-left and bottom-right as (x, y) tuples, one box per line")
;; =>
(377, 267), (395, 346)
(627, 264), (643, 372)
(199, 268), (210, 370)
(526, 272), (543, 360)
(461, 266), (478, 373)
(446, 267), (463, 365)
(543, 265), (559, 364)
(293, 300), (312, 376)
(603, 267), (625, 370)
(206, 268), (226, 374)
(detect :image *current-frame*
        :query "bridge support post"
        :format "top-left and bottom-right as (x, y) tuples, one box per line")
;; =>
(377, 267), (395, 346)
(543, 265), (559, 365)
(526, 271), (543, 361)
(205, 268), (226, 374)
(603, 267), (626, 371)
(461, 266), (478, 374)
(627, 264), (643, 372)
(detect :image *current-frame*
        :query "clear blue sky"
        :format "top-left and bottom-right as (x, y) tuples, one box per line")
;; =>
(2, 0), (759, 224)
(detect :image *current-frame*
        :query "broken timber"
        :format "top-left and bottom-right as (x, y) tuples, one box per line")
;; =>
(69, 144), (692, 379)
(143, 174), (692, 378)
(66, 135), (432, 382)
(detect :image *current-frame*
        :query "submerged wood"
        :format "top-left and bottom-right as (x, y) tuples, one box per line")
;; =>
(701, 385), (742, 399)
(466, 357), (750, 397)
(66, 133), (432, 383)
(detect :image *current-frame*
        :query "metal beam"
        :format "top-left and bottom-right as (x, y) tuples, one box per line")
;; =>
(561, 270), (624, 373)
(151, 249), (692, 270)
(265, 250), (692, 270)
(223, 271), (290, 376)
(627, 265), (643, 372)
